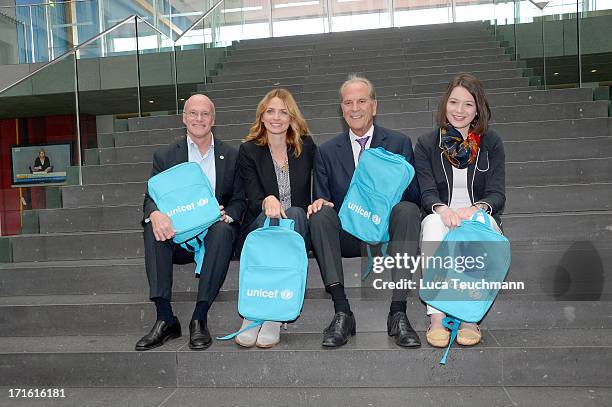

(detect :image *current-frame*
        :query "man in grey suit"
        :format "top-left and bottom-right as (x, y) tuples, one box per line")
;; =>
(136, 94), (246, 351)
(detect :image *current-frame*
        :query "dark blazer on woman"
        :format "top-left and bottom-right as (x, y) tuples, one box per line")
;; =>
(238, 135), (316, 229)
(414, 128), (506, 226)
(34, 156), (51, 171)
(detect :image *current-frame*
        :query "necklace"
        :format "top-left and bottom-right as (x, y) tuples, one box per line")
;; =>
(270, 146), (289, 172)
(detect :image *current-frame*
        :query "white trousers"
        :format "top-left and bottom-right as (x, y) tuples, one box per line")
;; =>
(420, 213), (502, 315)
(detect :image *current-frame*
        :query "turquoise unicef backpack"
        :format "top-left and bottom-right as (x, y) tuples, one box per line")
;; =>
(420, 210), (511, 364)
(338, 147), (415, 278)
(218, 218), (308, 340)
(147, 162), (221, 276)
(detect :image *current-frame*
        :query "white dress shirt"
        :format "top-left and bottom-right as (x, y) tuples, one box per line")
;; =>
(186, 133), (216, 193)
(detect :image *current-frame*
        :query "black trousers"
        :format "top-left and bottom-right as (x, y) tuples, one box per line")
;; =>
(143, 220), (238, 303)
(308, 202), (421, 302)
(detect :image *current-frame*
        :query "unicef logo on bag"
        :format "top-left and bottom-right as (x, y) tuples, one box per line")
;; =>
(197, 198), (209, 206)
(280, 289), (294, 301)
(372, 214), (381, 225)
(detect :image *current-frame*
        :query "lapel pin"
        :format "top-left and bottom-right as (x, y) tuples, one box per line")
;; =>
(220, 155), (224, 160)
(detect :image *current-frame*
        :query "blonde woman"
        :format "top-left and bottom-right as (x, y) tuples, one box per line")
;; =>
(235, 88), (315, 348)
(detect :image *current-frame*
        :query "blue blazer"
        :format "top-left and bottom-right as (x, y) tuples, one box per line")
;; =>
(313, 124), (421, 211)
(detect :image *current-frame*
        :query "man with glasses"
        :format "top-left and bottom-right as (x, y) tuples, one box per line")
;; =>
(307, 76), (422, 348)
(136, 94), (245, 351)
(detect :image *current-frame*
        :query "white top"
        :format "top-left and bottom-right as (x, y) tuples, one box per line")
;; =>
(449, 166), (471, 209)
(349, 125), (374, 167)
(186, 134), (216, 193)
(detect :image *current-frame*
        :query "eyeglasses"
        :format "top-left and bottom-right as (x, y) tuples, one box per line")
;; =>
(184, 110), (213, 119)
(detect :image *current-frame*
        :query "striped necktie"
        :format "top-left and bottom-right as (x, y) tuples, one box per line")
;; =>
(356, 136), (370, 160)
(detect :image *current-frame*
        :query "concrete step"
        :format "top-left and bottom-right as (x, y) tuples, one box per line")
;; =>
(57, 172), (612, 210)
(80, 162), (152, 184)
(219, 47), (507, 75)
(0, 288), (611, 334)
(91, 144), (165, 165)
(203, 68), (524, 98)
(227, 38), (499, 63)
(92, 143), (612, 186)
(129, 86), (583, 133)
(0, 386), (607, 407)
(209, 60), (520, 88)
(224, 40), (501, 67)
(506, 183), (612, 214)
(188, 100), (606, 131)
(233, 23), (491, 52)
(209, 88), (594, 121)
(507, 157), (612, 186)
(301, 78), (530, 103)
(7, 199), (612, 262)
(1, 329), (611, 388)
(82, 134), (612, 186)
(232, 27), (492, 51)
(96, 119), (612, 167)
(83, 136), (612, 185)
(211, 53), (514, 84)
(127, 98), (591, 143)
(2, 224), (611, 297)
(204, 66), (521, 102)
(37, 204), (143, 233)
(233, 25), (491, 51)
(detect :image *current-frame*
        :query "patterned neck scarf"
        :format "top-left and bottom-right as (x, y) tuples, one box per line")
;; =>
(440, 126), (481, 169)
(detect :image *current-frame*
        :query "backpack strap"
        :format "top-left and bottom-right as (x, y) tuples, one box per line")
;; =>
(216, 319), (265, 340)
(362, 242), (388, 280)
(439, 316), (461, 365)
(470, 209), (491, 227)
(180, 230), (208, 277)
(263, 217), (295, 230)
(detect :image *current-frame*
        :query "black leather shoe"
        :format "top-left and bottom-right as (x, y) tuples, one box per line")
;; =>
(135, 319), (181, 351)
(387, 311), (421, 348)
(322, 312), (356, 347)
(189, 320), (212, 350)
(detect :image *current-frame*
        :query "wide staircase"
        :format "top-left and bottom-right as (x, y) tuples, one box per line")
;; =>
(1, 21), (612, 406)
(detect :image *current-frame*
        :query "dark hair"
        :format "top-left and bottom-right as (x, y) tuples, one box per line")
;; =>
(436, 73), (491, 135)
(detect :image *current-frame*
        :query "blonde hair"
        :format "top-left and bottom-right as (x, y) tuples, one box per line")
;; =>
(244, 88), (310, 157)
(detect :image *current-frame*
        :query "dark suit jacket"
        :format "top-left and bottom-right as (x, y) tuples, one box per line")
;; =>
(34, 156), (51, 171)
(414, 128), (506, 226)
(313, 124), (421, 210)
(142, 136), (246, 226)
(238, 136), (316, 228)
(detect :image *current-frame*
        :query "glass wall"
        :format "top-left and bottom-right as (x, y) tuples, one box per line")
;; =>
(271, 0), (328, 37)
(329, 0), (391, 32)
(394, 0), (453, 26)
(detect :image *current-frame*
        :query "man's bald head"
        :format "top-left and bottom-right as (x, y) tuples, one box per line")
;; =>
(182, 94), (216, 142)
(184, 94), (216, 117)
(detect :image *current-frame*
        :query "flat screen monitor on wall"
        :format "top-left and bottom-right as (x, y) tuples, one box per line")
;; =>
(11, 142), (72, 187)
